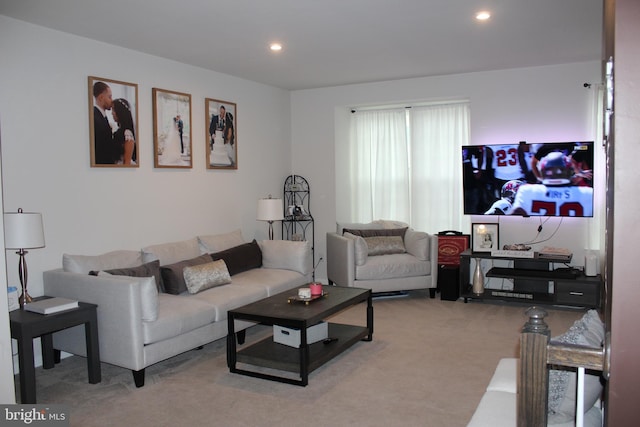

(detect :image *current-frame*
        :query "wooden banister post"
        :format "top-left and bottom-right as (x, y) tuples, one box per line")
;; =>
(518, 306), (550, 427)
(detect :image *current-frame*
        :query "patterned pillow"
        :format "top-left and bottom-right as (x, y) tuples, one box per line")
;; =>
(548, 310), (604, 423)
(343, 227), (408, 241)
(183, 260), (231, 294)
(364, 235), (406, 256)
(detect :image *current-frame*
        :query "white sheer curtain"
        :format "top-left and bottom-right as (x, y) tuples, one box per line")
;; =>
(410, 102), (470, 233)
(349, 109), (410, 223)
(347, 101), (470, 233)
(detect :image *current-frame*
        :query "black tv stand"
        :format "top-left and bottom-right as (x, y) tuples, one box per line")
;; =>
(459, 249), (601, 309)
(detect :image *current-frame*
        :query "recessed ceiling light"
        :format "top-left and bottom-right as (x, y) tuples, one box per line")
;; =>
(270, 43), (283, 52)
(476, 11), (491, 21)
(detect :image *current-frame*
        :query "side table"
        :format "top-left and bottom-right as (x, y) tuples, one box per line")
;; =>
(9, 301), (101, 403)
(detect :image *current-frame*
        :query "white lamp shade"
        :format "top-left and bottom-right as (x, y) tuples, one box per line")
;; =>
(256, 198), (284, 221)
(4, 211), (45, 250)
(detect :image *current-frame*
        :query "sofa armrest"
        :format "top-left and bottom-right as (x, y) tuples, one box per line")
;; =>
(326, 232), (356, 287)
(258, 240), (312, 275)
(43, 269), (147, 371)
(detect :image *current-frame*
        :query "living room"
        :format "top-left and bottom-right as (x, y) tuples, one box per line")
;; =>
(0, 1), (639, 425)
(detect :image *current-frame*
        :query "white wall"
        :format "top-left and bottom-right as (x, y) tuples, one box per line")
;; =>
(0, 16), (292, 295)
(0, 16), (293, 378)
(291, 61), (604, 280)
(0, 147), (15, 403)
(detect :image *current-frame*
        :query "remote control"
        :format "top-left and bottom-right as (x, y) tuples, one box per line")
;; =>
(323, 337), (338, 344)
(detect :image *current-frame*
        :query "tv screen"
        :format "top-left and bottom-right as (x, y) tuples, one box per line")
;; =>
(462, 141), (594, 217)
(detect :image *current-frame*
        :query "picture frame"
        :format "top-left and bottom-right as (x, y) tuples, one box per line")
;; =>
(205, 98), (237, 169)
(471, 223), (499, 253)
(88, 76), (139, 167)
(153, 88), (192, 168)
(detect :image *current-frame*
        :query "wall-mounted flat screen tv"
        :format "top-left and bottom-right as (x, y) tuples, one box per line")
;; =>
(462, 141), (594, 217)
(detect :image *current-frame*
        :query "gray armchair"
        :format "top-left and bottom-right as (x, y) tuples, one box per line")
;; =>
(326, 222), (438, 297)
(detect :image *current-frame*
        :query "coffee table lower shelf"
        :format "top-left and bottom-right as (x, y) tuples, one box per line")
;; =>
(234, 323), (368, 383)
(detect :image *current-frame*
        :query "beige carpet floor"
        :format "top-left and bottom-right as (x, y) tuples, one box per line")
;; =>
(18, 291), (584, 427)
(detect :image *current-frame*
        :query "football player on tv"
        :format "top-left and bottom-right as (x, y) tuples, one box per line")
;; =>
(484, 180), (523, 215)
(510, 151), (593, 217)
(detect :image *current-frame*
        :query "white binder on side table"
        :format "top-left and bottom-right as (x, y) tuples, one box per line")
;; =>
(24, 297), (79, 315)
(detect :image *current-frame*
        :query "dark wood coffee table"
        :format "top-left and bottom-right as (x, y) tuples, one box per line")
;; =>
(227, 285), (372, 386)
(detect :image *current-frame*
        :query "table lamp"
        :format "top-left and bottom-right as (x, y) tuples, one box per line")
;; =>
(4, 208), (45, 308)
(256, 195), (283, 240)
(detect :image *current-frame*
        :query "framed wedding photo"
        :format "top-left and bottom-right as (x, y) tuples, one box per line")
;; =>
(205, 98), (237, 169)
(153, 88), (192, 169)
(471, 223), (499, 253)
(88, 76), (139, 167)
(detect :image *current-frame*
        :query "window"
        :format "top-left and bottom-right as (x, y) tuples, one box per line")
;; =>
(348, 101), (470, 232)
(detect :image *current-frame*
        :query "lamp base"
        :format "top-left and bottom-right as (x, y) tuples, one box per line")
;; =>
(19, 291), (33, 308)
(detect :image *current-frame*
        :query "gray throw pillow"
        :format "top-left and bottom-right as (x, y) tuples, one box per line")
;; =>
(160, 254), (213, 295)
(102, 260), (164, 293)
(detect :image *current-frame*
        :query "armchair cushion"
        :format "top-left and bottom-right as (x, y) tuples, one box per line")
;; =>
(404, 229), (430, 261)
(343, 232), (368, 265)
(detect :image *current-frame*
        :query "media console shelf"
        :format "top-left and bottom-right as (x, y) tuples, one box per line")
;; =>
(459, 249), (601, 309)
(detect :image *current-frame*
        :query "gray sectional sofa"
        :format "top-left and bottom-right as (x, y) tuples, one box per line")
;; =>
(43, 230), (312, 387)
(326, 220), (438, 296)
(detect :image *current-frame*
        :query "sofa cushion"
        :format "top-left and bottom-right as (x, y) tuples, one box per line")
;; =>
(142, 237), (201, 266)
(210, 240), (262, 276)
(548, 310), (604, 422)
(189, 281), (268, 322)
(343, 232), (368, 266)
(97, 272), (158, 322)
(343, 227), (408, 241)
(100, 260), (164, 292)
(404, 229), (429, 261)
(356, 253), (431, 280)
(231, 267), (308, 296)
(198, 229), (245, 253)
(259, 240), (312, 275)
(364, 235), (406, 256)
(161, 254), (213, 295)
(63, 250), (143, 274)
(142, 294), (216, 344)
(183, 260), (231, 294)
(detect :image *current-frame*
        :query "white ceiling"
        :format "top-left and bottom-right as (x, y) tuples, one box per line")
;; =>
(0, 0), (603, 90)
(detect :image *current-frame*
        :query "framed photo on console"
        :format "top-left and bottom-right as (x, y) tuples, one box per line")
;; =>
(471, 223), (499, 253)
